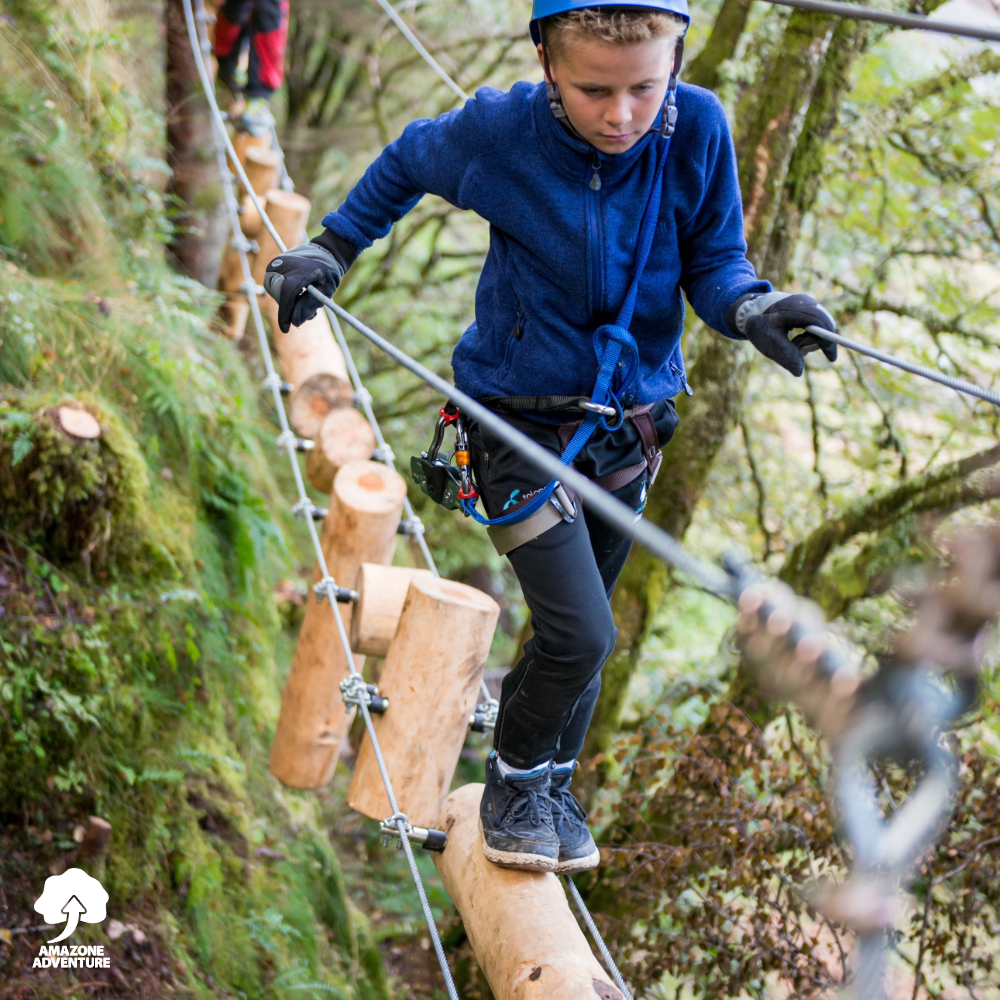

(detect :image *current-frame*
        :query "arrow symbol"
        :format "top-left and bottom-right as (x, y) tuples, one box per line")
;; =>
(49, 895), (86, 943)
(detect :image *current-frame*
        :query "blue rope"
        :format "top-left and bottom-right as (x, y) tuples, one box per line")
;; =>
(461, 102), (675, 526)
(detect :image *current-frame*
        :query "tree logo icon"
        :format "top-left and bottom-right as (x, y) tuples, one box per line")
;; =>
(33, 868), (109, 942)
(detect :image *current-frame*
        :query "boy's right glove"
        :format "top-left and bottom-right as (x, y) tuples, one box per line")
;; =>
(728, 291), (838, 377)
(264, 242), (345, 333)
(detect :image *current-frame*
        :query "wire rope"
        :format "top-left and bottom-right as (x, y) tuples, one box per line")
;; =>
(760, 0), (1000, 43)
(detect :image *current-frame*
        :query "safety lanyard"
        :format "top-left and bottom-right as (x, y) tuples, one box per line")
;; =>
(461, 91), (677, 527)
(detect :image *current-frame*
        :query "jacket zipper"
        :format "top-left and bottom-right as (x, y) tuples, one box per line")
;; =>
(586, 154), (603, 318)
(671, 361), (694, 396)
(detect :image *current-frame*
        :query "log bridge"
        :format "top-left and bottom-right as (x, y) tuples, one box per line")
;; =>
(216, 128), (626, 1000)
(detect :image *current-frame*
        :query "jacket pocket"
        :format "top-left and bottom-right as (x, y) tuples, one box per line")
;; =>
(502, 307), (524, 371)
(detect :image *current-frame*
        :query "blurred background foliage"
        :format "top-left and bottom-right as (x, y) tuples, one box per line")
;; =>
(1, 0), (999, 997)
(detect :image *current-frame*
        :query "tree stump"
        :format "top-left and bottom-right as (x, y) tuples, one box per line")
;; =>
(347, 577), (499, 827)
(270, 461), (407, 789)
(349, 564), (436, 657)
(305, 406), (377, 492)
(55, 407), (101, 440)
(434, 784), (624, 1000)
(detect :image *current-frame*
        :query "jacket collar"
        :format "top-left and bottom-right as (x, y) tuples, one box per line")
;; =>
(531, 81), (661, 184)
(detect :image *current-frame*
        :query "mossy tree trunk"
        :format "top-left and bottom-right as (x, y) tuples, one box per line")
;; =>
(165, 0), (219, 282)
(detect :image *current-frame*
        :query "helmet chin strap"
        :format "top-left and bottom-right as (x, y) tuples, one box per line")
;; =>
(542, 28), (686, 143)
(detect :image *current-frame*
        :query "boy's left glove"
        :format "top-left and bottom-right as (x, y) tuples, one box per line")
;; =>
(728, 292), (837, 377)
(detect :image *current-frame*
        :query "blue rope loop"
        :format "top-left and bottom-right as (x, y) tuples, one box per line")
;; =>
(462, 101), (676, 527)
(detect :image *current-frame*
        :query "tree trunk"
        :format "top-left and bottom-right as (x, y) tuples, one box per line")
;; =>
(165, 0), (220, 281)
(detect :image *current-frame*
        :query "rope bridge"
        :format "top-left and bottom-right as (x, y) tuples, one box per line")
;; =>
(181, 1), (1000, 996)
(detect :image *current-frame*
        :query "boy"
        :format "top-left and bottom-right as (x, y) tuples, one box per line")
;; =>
(264, 1), (837, 874)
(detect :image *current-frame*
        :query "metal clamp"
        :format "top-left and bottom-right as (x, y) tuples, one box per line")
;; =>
(353, 388), (373, 409)
(312, 506), (328, 521)
(261, 374), (294, 395)
(240, 280), (267, 296)
(314, 577), (359, 605)
(469, 698), (499, 733)
(398, 517), (425, 537)
(380, 813), (447, 853)
(371, 444), (395, 465)
(291, 498), (315, 520)
(230, 233), (256, 254)
(339, 674), (388, 714)
(277, 431), (314, 453)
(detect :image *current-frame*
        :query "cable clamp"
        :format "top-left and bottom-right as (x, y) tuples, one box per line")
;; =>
(379, 813), (447, 853)
(292, 498), (316, 520)
(314, 577), (359, 605)
(371, 444), (395, 465)
(353, 388), (373, 409)
(200, 40), (212, 54)
(277, 432), (313, 453)
(339, 674), (388, 714)
(240, 280), (267, 297)
(398, 517), (425, 538)
(312, 506), (328, 521)
(261, 373), (293, 394)
(469, 698), (499, 733)
(195, 10), (216, 23)
(230, 233), (254, 253)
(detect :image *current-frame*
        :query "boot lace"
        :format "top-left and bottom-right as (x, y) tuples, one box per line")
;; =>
(549, 784), (587, 834)
(499, 786), (552, 829)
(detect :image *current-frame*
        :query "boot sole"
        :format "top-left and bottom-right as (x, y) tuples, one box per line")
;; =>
(556, 847), (601, 874)
(479, 820), (559, 873)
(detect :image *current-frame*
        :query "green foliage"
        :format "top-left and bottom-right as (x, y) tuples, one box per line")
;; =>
(0, 1), (389, 996)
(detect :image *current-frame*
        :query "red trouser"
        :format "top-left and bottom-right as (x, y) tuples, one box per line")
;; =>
(214, 0), (289, 97)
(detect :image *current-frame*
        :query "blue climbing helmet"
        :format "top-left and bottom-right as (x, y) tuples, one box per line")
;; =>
(529, 0), (690, 45)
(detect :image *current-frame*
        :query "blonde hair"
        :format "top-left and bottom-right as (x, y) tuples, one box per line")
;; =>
(543, 7), (685, 61)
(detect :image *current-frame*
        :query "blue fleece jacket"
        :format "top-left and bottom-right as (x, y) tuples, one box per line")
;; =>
(322, 80), (769, 406)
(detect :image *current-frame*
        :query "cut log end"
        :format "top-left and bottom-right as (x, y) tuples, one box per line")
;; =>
(350, 563), (436, 657)
(334, 460), (408, 515)
(289, 372), (355, 439)
(55, 406), (101, 440)
(306, 406), (378, 493)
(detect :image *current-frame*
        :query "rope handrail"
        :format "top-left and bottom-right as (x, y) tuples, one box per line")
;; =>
(184, 3), (460, 996)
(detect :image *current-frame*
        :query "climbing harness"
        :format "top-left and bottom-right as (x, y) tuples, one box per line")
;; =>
(456, 77), (678, 553)
(410, 403), (472, 510)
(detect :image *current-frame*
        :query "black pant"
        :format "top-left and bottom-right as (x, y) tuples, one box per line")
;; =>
(466, 402), (676, 770)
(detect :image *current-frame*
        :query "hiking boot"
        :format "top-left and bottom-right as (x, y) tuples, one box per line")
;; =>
(550, 761), (600, 874)
(479, 753), (559, 872)
(235, 96), (274, 136)
(216, 56), (247, 97)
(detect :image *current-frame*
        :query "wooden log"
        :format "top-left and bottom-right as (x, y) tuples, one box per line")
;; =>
(434, 784), (624, 1000)
(220, 295), (249, 341)
(229, 128), (270, 170)
(350, 564), (436, 657)
(219, 246), (247, 294)
(251, 189), (311, 285)
(291, 373), (356, 442)
(270, 460), (407, 789)
(243, 146), (282, 196)
(239, 194), (262, 238)
(305, 406), (377, 492)
(347, 577), (499, 826)
(55, 407), (101, 440)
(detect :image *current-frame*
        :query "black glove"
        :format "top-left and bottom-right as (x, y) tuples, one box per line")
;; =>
(727, 291), (838, 377)
(263, 229), (356, 333)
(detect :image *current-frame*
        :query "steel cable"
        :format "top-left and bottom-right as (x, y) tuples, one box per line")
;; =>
(760, 0), (1000, 43)
(807, 326), (1000, 407)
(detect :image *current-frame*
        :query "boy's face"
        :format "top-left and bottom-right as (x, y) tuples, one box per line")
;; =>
(538, 36), (675, 155)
